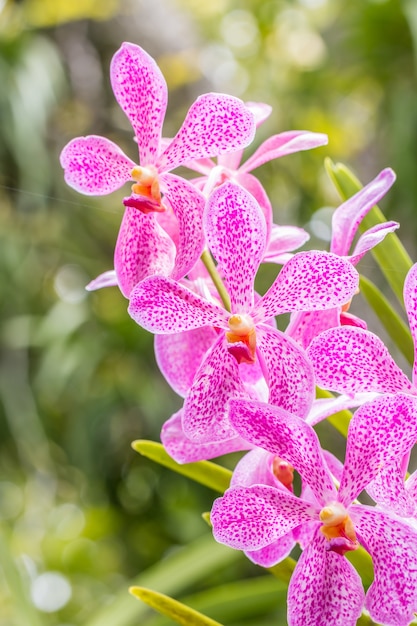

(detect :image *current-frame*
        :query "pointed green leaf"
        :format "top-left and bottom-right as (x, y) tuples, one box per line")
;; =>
(129, 587), (223, 626)
(132, 440), (232, 493)
(346, 545), (374, 590)
(325, 158), (413, 306)
(359, 275), (414, 365)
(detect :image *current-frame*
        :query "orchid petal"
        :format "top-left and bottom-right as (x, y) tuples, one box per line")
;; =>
(114, 208), (176, 298)
(60, 136), (135, 195)
(85, 270), (118, 291)
(245, 101), (272, 127)
(404, 263), (417, 386)
(405, 468), (417, 502)
(182, 335), (247, 442)
(246, 533), (295, 568)
(308, 327), (414, 394)
(154, 327), (216, 397)
(257, 325), (315, 418)
(240, 131), (328, 174)
(155, 93), (255, 172)
(253, 251), (359, 322)
(204, 183), (266, 311)
(348, 221), (399, 265)
(330, 168), (396, 256)
(263, 224), (310, 264)
(288, 531), (364, 626)
(110, 42), (167, 164)
(233, 172), (273, 236)
(353, 505), (417, 626)
(367, 460), (415, 517)
(306, 392), (377, 428)
(339, 393), (417, 506)
(161, 409), (249, 463)
(229, 399), (337, 505)
(128, 276), (228, 333)
(230, 449), (276, 488)
(211, 484), (318, 551)
(286, 309), (340, 350)
(161, 174), (205, 280)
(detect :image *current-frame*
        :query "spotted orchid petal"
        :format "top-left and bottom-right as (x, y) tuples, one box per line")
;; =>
(182, 335), (248, 442)
(204, 183), (266, 312)
(246, 533), (296, 568)
(110, 42), (167, 165)
(154, 327), (217, 398)
(240, 131), (328, 174)
(367, 460), (415, 517)
(161, 174), (205, 280)
(338, 393), (417, 507)
(348, 221), (399, 265)
(262, 224), (310, 264)
(287, 530), (365, 626)
(155, 94), (256, 173)
(252, 251), (359, 323)
(404, 263), (417, 386)
(330, 168), (396, 257)
(228, 399), (337, 505)
(233, 172), (273, 235)
(256, 325), (315, 418)
(86, 270), (118, 291)
(230, 448), (276, 488)
(405, 468), (417, 503)
(286, 309), (340, 351)
(306, 392), (378, 428)
(353, 506), (417, 626)
(128, 276), (228, 334)
(161, 409), (249, 464)
(308, 326), (415, 395)
(211, 484), (319, 551)
(114, 208), (176, 298)
(60, 136), (135, 195)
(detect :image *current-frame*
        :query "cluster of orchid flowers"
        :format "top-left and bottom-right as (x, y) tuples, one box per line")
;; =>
(61, 42), (417, 626)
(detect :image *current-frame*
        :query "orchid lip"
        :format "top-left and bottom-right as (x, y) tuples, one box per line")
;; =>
(226, 314), (256, 364)
(319, 502), (358, 554)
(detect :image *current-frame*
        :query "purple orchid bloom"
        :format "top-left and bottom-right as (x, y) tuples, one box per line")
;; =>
(60, 42), (256, 296)
(128, 182), (359, 443)
(287, 168), (398, 349)
(211, 393), (417, 626)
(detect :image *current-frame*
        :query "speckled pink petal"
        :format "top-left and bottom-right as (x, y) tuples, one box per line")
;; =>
(154, 326), (217, 397)
(231, 449), (277, 489)
(240, 131), (328, 174)
(404, 263), (417, 386)
(228, 399), (337, 505)
(182, 335), (247, 443)
(308, 327), (414, 395)
(128, 276), (228, 333)
(330, 168), (396, 257)
(353, 505), (417, 626)
(160, 174), (205, 280)
(367, 460), (415, 517)
(114, 208), (175, 298)
(256, 325), (315, 418)
(339, 393), (417, 507)
(405, 467), (417, 502)
(306, 392), (378, 428)
(253, 251), (359, 322)
(155, 93), (256, 172)
(161, 409), (249, 464)
(287, 531), (365, 626)
(245, 533), (295, 568)
(110, 42), (167, 164)
(286, 309), (340, 350)
(263, 224), (310, 264)
(60, 136), (135, 195)
(233, 172), (273, 236)
(348, 221), (399, 265)
(85, 270), (118, 291)
(211, 484), (319, 551)
(204, 183), (266, 312)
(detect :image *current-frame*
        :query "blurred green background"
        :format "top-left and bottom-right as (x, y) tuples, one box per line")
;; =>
(1, 0), (417, 624)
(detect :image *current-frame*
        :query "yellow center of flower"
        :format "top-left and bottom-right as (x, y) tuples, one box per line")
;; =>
(225, 314), (256, 364)
(130, 165), (162, 206)
(272, 456), (294, 490)
(319, 502), (358, 546)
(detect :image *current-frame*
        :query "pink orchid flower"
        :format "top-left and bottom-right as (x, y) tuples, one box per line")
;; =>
(211, 393), (417, 626)
(60, 42), (256, 296)
(128, 182), (359, 443)
(287, 167), (398, 349)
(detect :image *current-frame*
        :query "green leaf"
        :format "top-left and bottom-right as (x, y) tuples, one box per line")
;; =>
(267, 557), (296, 583)
(130, 587), (223, 626)
(359, 274), (414, 365)
(346, 546), (374, 590)
(132, 440), (232, 493)
(325, 158), (413, 306)
(315, 387), (352, 437)
(84, 534), (242, 626)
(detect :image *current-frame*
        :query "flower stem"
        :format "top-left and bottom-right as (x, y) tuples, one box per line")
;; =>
(201, 249), (231, 312)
